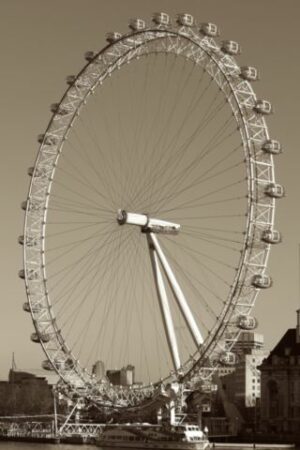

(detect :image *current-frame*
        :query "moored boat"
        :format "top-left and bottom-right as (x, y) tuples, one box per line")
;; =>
(96, 423), (210, 449)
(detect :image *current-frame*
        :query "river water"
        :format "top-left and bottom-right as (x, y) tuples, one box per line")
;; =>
(0, 445), (91, 450)
(0, 444), (299, 450)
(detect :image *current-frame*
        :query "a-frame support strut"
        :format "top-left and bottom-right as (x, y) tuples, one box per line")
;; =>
(149, 233), (203, 348)
(118, 210), (203, 373)
(147, 234), (181, 371)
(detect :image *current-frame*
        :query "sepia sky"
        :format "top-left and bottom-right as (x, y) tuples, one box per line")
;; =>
(0, 0), (299, 380)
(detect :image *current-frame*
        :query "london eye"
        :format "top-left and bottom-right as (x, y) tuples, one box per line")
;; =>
(19, 12), (283, 411)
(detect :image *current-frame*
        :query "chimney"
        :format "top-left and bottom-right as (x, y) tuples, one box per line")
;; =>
(297, 309), (300, 344)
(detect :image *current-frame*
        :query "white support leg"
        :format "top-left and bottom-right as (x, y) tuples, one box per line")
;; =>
(149, 232), (203, 347)
(148, 235), (181, 371)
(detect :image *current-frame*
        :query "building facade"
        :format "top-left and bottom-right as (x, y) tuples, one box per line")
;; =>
(106, 365), (135, 386)
(221, 331), (267, 409)
(92, 360), (106, 381)
(259, 310), (300, 436)
(0, 369), (53, 415)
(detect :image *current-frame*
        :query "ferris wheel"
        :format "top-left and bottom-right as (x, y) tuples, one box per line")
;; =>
(19, 12), (283, 409)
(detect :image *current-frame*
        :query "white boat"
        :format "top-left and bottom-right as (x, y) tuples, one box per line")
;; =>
(96, 423), (210, 449)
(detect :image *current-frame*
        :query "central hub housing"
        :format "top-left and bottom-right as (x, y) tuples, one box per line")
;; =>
(117, 209), (180, 235)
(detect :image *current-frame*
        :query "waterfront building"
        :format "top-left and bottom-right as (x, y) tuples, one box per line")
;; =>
(220, 331), (267, 409)
(0, 369), (53, 415)
(209, 331), (268, 434)
(259, 310), (300, 436)
(185, 332), (267, 436)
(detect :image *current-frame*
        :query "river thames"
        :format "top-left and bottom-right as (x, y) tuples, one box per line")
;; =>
(0, 444), (299, 450)
(0, 445), (91, 449)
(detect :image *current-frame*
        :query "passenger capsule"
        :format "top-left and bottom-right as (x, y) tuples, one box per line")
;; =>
(66, 75), (86, 89)
(37, 134), (58, 146)
(21, 200), (27, 211)
(240, 66), (258, 81)
(23, 302), (30, 312)
(54, 358), (68, 370)
(42, 360), (54, 371)
(65, 358), (75, 370)
(31, 332), (50, 343)
(261, 229), (282, 244)
(152, 12), (170, 26)
(261, 139), (282, 155)
(265, 183), (285, 199)
(219, 351), (236, 366)
(21, 200), (42, 213)
(66, 75), (76, 85)
(129, 18), (146, 31)
(50, 103), (69, 116)
(200, 22), (219, 37)
(254, 100), (273, 115)
(18, 269), (25, 279)
(177, 13), (194, 27)
(27, 167), (34, 177)
(106, 32), (122, 43)
(50, 103), (59, 113)
(84, 51), (95, 62)
(221, 40), (241, 55)
(23, 302), (42, 314)
(237, 315), (258, 330)
(21, 269), (39, 281)
(19, 234), (37, 247)
(252, 274), (272, 289)
(28, 166), (48, 179)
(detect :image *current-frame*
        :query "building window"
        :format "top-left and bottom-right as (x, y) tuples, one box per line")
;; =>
(268, 380), (279, 418)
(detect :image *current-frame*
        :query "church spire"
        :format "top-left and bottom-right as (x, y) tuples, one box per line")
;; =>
(11, 352), (17, 371)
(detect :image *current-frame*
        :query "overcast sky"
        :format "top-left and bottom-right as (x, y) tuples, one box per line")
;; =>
(0, 0), (299, 380)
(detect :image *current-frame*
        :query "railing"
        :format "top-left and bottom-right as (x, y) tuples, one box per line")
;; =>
(0, 421), (54, 438)
(59, 422), (104, 437)
(0, 420), (104, 439)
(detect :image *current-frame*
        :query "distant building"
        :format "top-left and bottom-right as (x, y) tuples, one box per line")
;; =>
(92, 360), (106, 381)
(0, 369), (53, 415)
(106, 369), (121, 385)
(234, 331), (264, 353)
(221, 331), (267, 409)
(106, 364), (135, 386)
(195, 332), (268, 435)
(120, 365), (135, 386)
(259, 310), (300, 436)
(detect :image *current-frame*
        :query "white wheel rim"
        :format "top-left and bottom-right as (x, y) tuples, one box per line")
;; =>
(22, 22), (277, 408)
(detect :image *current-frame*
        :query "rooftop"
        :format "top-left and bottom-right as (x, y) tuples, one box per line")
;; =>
(262, 328), (300, 364)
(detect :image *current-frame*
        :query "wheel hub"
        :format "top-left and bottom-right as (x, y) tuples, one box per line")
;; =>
(117, 209), (180, 235)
